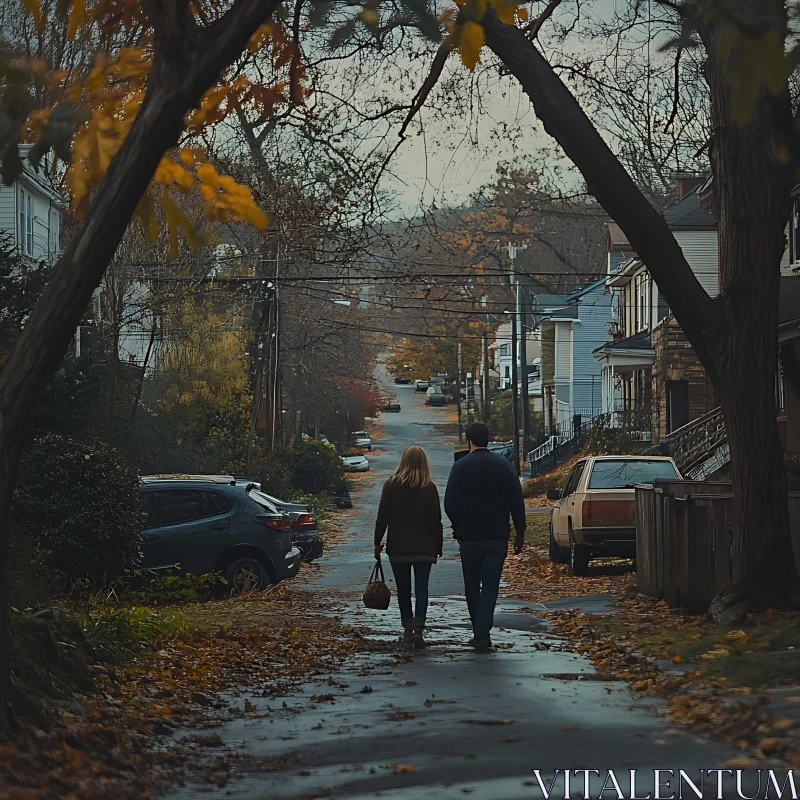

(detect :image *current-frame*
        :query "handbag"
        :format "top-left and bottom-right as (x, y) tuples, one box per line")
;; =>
(363, 558), (392, 610)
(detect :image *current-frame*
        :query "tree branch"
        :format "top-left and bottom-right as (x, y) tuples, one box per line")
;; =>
(482, 8), (722, 384)
(524, 0), (564, 40)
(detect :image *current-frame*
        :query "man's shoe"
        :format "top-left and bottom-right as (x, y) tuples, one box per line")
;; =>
(468, 638), (492, 650)
(412, 621), (427, 650)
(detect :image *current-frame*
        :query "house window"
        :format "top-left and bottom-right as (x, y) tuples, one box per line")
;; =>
(49, 210), (59, 254)
(18, 188), (34, 256)
(499, 344), (510, 357)
(633, 273), (650, 332)
(791, 198), (800, 264)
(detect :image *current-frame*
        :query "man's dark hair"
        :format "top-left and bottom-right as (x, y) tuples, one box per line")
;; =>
(466, 422), (489, 448)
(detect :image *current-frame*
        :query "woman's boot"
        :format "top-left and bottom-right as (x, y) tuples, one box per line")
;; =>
(412, 621), (426, 649)
(400, 621), (414, 646)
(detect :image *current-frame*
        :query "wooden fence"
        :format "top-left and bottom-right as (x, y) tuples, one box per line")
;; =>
(637, 483), (800, 610)
(635, 480), (734, 611)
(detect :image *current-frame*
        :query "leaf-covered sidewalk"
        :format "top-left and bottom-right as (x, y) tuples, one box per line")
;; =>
(0, 585), (378, 799)
(504, 527), (800, 769)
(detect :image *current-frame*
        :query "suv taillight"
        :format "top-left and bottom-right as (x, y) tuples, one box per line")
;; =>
(296, 513), (315, 528)
(582, 499), (592, 527)
(257, 516), (291, 531)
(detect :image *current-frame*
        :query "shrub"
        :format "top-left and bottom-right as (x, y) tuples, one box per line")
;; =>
(587, 414), (640, 455)
(14, 434), (146, 583)
(259, 439), (345, 498)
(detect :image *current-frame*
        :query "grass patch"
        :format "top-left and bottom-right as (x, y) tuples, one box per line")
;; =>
(593, 614), (800, 688)
(525, 514), (551, 547)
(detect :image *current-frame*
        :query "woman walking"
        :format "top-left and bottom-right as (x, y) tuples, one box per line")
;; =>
(374, 445), (443, 649)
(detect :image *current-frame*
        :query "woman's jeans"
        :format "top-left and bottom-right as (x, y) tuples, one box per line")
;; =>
(389, 561), (432, 624)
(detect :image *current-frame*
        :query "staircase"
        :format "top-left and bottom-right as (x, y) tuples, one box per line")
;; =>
(655, 407), (729, 479)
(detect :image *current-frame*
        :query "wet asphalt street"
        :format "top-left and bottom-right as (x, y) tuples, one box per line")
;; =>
(163, 365), (755, 800)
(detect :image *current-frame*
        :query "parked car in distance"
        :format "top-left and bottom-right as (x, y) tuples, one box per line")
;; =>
(333, 489), (353, 509)
(352, 431), (372, 450)
(138, 479), (301, 591)
(487, 441), (513, 460)
(424, 386), (446, 406)
(547, 456), (681, 576)
(382, 400), (401, 412)
(394, 376), (411, 385)
(247, 488), (323, 562)
(341, 454), (370, 472)
(415, 380), (429, 392)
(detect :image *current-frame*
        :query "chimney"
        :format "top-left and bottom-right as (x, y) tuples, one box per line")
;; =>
(677, 174), (704, 199)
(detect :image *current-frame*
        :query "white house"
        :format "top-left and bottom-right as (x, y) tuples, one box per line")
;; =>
(593, 178), (718, 422)
(489, 320), (541, 401)
(0, 146), (64, 261)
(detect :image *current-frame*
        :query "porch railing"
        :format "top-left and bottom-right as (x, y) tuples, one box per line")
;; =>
(658, 407), (728, 479)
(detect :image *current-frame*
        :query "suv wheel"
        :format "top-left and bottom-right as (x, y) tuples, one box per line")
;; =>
(568, 523), (590, 577)
(226, 557), (272, 593)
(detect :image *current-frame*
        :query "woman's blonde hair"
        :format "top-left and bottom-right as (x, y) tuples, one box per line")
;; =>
(390, 446), (432, 490)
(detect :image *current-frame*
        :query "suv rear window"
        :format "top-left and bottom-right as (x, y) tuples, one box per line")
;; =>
(248, 489), (280, 513)
(587, 459), (679, 489)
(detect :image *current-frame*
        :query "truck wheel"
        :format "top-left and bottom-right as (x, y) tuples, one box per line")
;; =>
(568, 523), (590, 577)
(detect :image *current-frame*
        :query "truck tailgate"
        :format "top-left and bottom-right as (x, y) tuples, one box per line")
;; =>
(582, 491), (636, 527)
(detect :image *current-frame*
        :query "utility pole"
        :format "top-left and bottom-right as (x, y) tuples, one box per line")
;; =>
(456, 342), (463, 443)
(517, 279), (530, 467)
(466, 371), (473, 426)
(482, 297), (491, 423)
(507, 241), (529, 471)
(510, 309), (520, 473)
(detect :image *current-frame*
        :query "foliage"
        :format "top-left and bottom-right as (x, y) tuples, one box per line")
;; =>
(586, 414), (643, 456)
(0, 1), (309, 247)
(0, 234), (52, 338)
(442, 0), (528, 72)
(81, 604), (183, 665)
(259, 439), (345, 498)
(13, 434), (146, 583)
(488, 391), (543, 441)
(386, 322), (486, 381)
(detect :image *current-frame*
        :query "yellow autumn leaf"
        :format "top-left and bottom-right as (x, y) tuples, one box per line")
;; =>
(670, 655), (684, 663)
(459, 21), (485, 72)
(162, 188), (201, 258)
(491, 0), (516, 25)
(67, 0), (86, 40)
(23, 0), (43, 28)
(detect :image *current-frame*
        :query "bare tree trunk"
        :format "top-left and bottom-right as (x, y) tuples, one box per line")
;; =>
(483, 7), (800, 606)
(702, 11), (798, 603)
(0, 0), (283, 732)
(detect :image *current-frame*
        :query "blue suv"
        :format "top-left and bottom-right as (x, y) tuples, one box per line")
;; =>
(139, 479), (302, 591)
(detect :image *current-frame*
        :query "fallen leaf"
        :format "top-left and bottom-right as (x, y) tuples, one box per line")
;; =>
(563, 725), (581, 733)
(393, 763), (415, 774)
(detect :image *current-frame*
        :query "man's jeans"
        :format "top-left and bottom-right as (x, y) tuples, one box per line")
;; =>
(458, 540), (507, 641)
(389, 561), (432, 624)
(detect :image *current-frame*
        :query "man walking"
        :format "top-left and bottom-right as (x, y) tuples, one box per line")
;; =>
(445, 422), (526, 650)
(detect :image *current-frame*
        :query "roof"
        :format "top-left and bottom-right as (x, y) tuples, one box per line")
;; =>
(607, 222), (635, 254)
(533, 293), (571, 308)
(661, 189), (717, 230)
(593, 330), (652, 354)
(780, 276), (800, 327)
